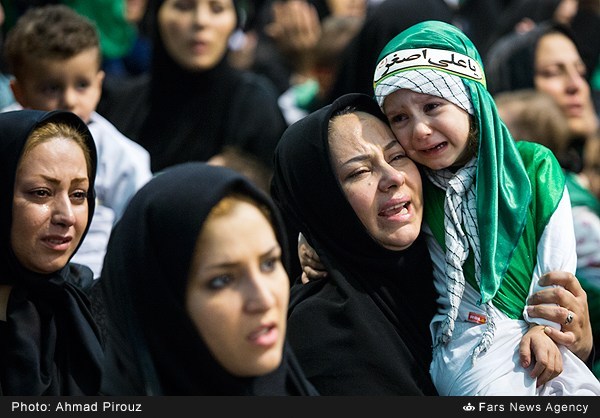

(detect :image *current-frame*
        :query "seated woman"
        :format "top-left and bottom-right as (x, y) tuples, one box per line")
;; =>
(99, 162), (318, 395)
(271, 92), (439, 395)
(0, 109), (103, 395)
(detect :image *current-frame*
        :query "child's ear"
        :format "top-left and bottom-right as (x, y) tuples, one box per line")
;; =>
(96, 70), (105, 86)
(9, 78), (27, 107)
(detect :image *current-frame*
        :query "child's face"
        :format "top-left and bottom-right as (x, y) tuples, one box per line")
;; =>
(10, 48), (104, 124)
(382, 89), (472, 170)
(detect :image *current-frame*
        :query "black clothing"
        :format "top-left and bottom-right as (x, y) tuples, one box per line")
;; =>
(478, 0), (560, 59)
(271, 93), (438, 395)
(0, 109), (103, 395)
(100, 162), (318, 396)
(97, 0), (286, 174)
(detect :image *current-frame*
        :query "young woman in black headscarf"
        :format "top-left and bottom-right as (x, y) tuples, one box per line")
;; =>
(0, 109), (103, 395)
(97, 0), (287, 174)
(270, 93), (438, 395)
(99, 162), (318, 395)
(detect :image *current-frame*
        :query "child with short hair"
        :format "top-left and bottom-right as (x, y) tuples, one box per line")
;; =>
(3, 4), (153, 278)
(373, 20), (600, 395)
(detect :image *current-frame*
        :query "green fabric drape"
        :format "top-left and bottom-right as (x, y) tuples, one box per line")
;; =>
(374, 20), (566, 305)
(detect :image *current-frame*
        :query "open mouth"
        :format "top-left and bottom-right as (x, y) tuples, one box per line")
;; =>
(422, 142), (447, 153)
(379, 201), (409, 217)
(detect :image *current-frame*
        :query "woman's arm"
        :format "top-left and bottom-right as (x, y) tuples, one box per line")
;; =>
(299, 233), (595, 367)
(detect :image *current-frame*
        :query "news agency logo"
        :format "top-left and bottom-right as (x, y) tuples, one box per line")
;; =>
(463, 403), (475, 412)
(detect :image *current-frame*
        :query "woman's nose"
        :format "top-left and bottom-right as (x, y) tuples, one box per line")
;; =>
(244, 273), (276, 313)
(51, 195), (76, 227)
(564, 67), (586, 94)
(379, 165), (406, 191)
(192, 4), (210, 27)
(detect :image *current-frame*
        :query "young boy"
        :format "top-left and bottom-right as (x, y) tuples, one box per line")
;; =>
(3, 4), (153, 278)
(373, 20), (600, 395)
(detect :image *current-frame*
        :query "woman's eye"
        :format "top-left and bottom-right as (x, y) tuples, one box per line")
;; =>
(31, 189), (51, 198)
(261, 256), (280, 273)
(208, 275), (232, 290)
(71, 191), (88, 201)
(390, 153), (406, 162)
(347, 168), (369, 179)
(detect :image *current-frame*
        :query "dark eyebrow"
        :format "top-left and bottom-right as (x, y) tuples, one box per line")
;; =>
(341, 153), (368, 167)
(202, 245), (280, 271)
(39, 174), (89, 185)
(384, 139), (400, 151)
(340, 138), (400, 167)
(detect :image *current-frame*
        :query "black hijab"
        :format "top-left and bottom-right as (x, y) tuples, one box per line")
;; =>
(270, 93), (438, 395)
(484, 21), (581, 95)
(0, 109), (103, 395)
(98, 0), (286, 174)
(100, 162), (318, 395)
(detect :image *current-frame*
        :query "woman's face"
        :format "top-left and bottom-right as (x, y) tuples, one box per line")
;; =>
(186, 199), (290, 377)
(11, 137), (90, 273)
(534, 31), (599, 138)
(158, 0), (237, 71)
(329, 111), (423, 250)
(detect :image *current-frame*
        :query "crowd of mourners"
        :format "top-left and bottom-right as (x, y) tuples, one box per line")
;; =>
(0, 0), (600, 396)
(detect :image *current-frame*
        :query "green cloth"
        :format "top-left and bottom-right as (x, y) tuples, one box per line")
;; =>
(293, 79), (320, 111)
(1, 1), (135, 60)
(565, 171), (600, 216)
(424, 142), (565, 318)
(63, 0), (136, 59)
(374, 20), (566, 305)
(565, 171), (600, 380)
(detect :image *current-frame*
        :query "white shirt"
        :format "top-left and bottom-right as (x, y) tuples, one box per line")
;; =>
(428, 189), (600, 395)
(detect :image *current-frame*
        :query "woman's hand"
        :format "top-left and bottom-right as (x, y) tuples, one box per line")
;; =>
(298, 233), (327, 284)
(526, 271), (593, 362)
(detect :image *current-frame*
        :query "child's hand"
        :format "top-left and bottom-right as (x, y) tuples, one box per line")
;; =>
(298, 233), (327, 283)
(519, 324), (563, 387)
